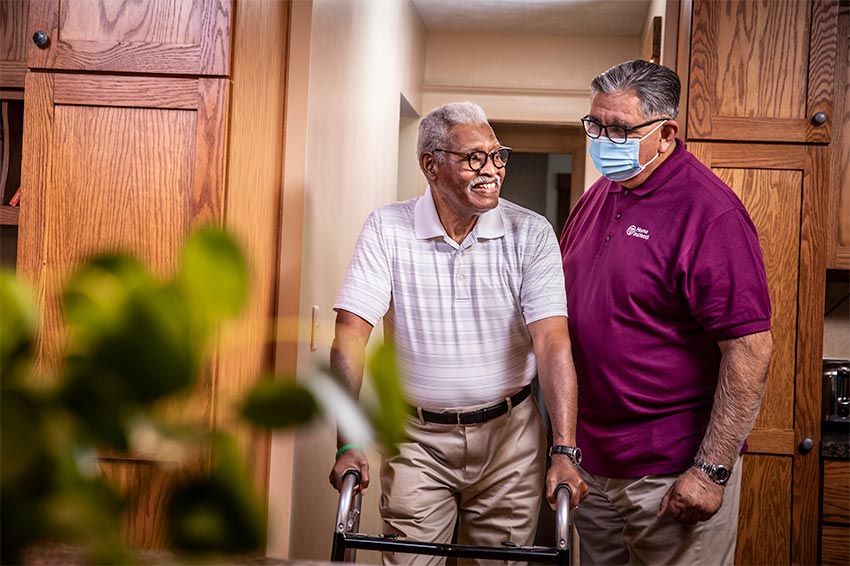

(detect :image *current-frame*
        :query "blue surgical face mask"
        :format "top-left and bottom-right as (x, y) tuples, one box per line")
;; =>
(589, 120), (667, 182)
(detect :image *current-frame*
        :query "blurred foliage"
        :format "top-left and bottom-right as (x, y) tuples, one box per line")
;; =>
(0, 227), (406, 564)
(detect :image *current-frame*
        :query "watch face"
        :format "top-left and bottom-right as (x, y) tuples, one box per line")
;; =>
(713, 466), (731, 484)
(572, 447), (582, 465)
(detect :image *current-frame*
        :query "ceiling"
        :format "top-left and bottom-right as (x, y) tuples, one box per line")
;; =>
(410, 0), (652, 35)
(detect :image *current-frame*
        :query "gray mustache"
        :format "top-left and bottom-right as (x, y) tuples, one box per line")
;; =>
(468, 176), (501, 188)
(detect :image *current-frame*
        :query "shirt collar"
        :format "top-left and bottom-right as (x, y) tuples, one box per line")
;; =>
(606, 138), (687, 196)
(415, 186), (506, 241)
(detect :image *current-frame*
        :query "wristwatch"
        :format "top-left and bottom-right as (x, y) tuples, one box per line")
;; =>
(549, 445), (582, 466)
(693, 457), (731, 485)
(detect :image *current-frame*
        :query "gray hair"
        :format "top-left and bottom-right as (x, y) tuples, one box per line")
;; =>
(591, 59), (680, 120)
(417, 102), (489, 157)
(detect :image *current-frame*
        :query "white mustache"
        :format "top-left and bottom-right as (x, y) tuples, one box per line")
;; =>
(467, 176), (501, 190)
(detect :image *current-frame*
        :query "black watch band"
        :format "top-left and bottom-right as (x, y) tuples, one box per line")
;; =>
(549, 445), (582, 465)
(692, 457), (731, 485)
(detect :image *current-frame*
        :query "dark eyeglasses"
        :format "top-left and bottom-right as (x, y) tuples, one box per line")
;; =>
(581, 116), (669, 144)
(433, 146), (512, 173)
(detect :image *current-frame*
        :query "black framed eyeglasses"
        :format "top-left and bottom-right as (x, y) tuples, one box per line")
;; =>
(580, 116), (669, 144)
(433, 146), (512, 173)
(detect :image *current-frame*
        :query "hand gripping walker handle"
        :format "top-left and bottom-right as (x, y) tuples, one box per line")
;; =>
(555, 483), (573, 551)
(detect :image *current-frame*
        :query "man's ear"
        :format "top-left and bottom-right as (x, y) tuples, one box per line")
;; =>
(659, 120), (679, 152)
(420, 153), (438, 179)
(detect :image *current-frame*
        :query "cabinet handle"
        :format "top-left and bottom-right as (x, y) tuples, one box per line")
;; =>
(32, 31), (49, 47)
(811, 111), (828, 125)
(799, 437), (815, 452)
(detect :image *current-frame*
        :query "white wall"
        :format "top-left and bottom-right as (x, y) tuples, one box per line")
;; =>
(423, 32), (640, 125)
(267, 0), (426, 561)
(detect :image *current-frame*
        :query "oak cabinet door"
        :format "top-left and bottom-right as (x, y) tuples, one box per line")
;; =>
(18, 72), (229, 547)
(690, 142), (829, 565)
(688, 0), (838, 143)
(0, 0), (29, 88)
(26, 0), (231, 75)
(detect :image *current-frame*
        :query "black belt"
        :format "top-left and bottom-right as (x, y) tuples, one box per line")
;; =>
(409, 384), (533, 425)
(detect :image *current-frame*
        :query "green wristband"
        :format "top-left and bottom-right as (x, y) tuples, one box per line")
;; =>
(335, 443), (362, 459)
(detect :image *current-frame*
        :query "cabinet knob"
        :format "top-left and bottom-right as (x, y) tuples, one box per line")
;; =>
(799, 437), (815, 452)
(811, 111), (828, 125)
(32, 30), (49, 47)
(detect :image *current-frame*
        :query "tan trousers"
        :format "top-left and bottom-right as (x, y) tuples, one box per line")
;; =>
(575, 456), (743, 566)
(379, 395), (547, 566)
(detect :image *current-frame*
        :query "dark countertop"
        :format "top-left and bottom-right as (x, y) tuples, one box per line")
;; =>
(822, 425), (850, 459)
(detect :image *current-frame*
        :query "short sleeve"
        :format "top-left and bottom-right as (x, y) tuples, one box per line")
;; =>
(521, 222), (569, 324)
(333, 211), (392, 326)
(682, 209), (772, 340)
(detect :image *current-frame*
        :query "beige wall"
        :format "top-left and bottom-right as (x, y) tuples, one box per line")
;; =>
(421, 32), (639, 191)
(267, 0), (427, 561)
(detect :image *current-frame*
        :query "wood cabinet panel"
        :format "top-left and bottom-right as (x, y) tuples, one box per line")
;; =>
(26, 0), (231, 75)
(98, 459), (177, 549)
(827, 3), (849, 269)
(823, 459), (850, 523)
(0, 0), (28, 88)
(736, 454), (792, 565)
(688, 0), (838, 143)
(821, 525), (850, 565)
(689, 142), (829, 565)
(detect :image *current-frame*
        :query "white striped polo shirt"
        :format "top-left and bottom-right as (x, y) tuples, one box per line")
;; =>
(334, 186), (568, 409)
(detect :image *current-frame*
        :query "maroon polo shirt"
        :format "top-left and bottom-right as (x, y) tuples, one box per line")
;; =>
(560, 139), (771, 478)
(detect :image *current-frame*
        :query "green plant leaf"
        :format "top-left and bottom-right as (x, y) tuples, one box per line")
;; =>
(240, 377), (319, 429)
(179, 227), (249, 339)
(366, 343), (407, 455)
(0, 269), (37, 383)
(166, 435), (264, 555)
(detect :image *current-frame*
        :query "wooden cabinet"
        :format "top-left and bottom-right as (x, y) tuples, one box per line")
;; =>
(16, 0), (296, 549)
(683, 1), (840, 562)
(688, 0), (838, 143)
(1, 0), (28, 267)
(821, 459), (850, 565)
(827, 2), (849, 270)
(26, 0), (231, 76)
(0, 0), (28, 88)
(688, 142), (829, 565)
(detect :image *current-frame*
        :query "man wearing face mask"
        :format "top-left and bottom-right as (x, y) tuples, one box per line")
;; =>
(559, 60), (773, 565)
(331, 101), (587, 564)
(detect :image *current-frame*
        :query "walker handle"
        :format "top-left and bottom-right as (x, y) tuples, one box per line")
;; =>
(555, 483), (572, 551)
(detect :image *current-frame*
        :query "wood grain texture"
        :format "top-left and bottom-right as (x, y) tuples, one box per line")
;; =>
(1, 100), (8, 201)
(828, 4), (849, 269)
(745, 428), (795, 455)
(0, 205), (19, 225)
(736, 454), (792, 565)
(689, 143), (828, 565)
(18, 72), (53, 372)
(26, 0), (232, 76)
(53, 74), (200, 109)
(804, 0), (839, 143)
(688, 0), (838, 143)
(792, 145), (829, 566)
(98, 458), (179, 550)
(714, 166), (800, 432)
(199, 0), (231, 75)
(821, 525), (850, 565)
(0, 0), (28, 62)
(823, 459), (850, 523)
(217, 0), (290, 504)
(0, 0), (28, 88)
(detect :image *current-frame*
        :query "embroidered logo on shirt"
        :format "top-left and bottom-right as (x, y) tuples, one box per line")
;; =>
(626, 225), (650, 240)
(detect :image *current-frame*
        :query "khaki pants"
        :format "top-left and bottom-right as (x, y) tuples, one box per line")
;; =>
(575, 456), (743, 566)
(379, 395), (547, 566)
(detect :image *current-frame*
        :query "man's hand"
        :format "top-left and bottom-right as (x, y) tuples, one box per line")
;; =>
(545, 456), (588, 510)
(658, 467), (724, 525)
(329, 448), (370, 493)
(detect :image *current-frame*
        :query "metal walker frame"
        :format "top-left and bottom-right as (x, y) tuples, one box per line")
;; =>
(330, 470), (575, 564)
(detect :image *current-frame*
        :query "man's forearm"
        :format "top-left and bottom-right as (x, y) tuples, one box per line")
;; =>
(529, 317), (578, 446)
(698, 330), (773, 468)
